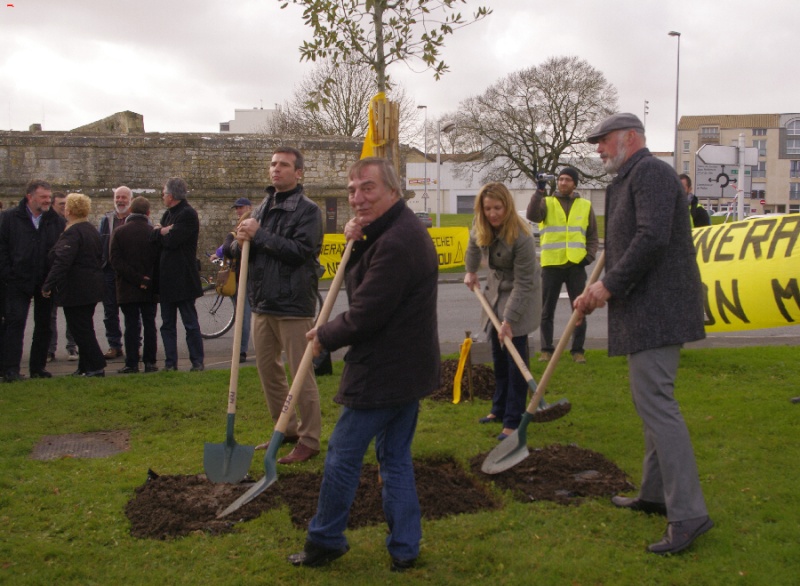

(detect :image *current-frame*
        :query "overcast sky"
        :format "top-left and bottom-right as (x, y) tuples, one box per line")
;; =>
(1, 0), (794, 152)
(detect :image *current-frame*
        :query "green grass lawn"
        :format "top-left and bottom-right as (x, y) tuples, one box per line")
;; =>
(1, 346), (798, 585)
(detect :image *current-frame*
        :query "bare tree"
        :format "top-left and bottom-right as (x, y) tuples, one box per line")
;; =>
(456, 56), (618, 184)
(270, 59), (422, 143)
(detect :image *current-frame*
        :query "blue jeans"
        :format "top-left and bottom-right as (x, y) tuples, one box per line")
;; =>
(307, 401), (422, 561)
(489, 328), (530, 430)
(232, 294), (251, 354)
(160, 299), (204, 368)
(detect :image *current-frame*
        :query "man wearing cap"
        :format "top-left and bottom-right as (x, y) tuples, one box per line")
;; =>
(220, 197), (252, 362)
(527, 167), (598, 364)
(574, 113), (712, 555)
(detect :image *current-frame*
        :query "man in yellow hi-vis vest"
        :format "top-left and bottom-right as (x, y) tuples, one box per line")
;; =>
(526, 167), (598, 363)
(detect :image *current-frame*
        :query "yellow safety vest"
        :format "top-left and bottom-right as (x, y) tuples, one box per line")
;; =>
(539, 197), (592, 266)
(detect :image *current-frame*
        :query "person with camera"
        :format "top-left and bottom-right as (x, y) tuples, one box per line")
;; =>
(526, 167), (598, 364)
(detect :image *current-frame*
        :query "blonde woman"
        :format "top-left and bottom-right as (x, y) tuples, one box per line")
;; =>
(42, 193), (106, 377)
(464, 182), (541, 440)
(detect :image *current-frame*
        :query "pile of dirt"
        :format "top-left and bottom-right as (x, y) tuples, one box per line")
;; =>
(125, 447), (632, 540)
(429, 359), (495, 402)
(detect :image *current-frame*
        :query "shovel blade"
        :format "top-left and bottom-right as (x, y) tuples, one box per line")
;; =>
(203, 441), (255, 484)
(481, 430), (531, 474)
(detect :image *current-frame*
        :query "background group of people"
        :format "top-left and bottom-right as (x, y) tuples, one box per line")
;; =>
(0, 178), (206, 381)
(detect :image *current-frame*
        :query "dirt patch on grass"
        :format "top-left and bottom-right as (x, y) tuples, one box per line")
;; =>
(429, 359), (495, 402)
(125, 447), (632, 540)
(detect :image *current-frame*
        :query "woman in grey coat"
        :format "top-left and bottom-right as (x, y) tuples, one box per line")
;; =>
(464, 182), (541, 440)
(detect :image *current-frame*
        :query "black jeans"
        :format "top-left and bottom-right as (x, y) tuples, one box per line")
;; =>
(2, 286), (52, 376)
(540, 264), (587, 354)
(63, 304), (106, 373)
(120, 302), (158, 368)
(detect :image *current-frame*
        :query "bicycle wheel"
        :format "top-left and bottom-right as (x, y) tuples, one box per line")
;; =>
(198, 284), (235, 339)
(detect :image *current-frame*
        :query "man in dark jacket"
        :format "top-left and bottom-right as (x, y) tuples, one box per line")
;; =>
(288, 158), (439, 571)
(110, 196), (159, 374)
(151, 178), (204, 371)
(0, 180), (66, 381)
(235, 147), (323, 464)
(576, 113), (712, 556)
(680, 174), (711, 227)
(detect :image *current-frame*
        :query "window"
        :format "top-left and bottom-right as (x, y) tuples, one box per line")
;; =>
(753, 128), (767, 136)
(791, 161), (800, 178)
(788, 140), (800, 155)
(791, 184), (800, 200)
(219, 122), (230, 132)
(752, 161), (766, 178)
(682, 161), (689, 173)
(790, 205), (800, 213)
(751, 189), (765, 200)
(700, 126), (719, 138)
(682, 140), (690, 153)
(753, 139), (766, 156)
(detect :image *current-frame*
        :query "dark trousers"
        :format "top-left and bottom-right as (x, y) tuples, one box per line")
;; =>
(489, 328), (530, 430)
(160, 299), (204, 368)
(49, 303), (77, 354)
(63, 304), (106, 373)
(120, 302), (158, 368)
(2, 286), (52, 376)
(102, 269), (123, 350)
(540, 265), (587, 354)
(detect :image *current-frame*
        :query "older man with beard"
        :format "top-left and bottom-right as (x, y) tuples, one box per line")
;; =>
(575, 113), (713, 555)
(99, 186), (133, 360)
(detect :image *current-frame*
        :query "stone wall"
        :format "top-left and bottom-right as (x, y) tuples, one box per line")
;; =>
(0, 131), (379, 269)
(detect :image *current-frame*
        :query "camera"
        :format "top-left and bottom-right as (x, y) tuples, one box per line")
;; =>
(536, 173), (555, 181)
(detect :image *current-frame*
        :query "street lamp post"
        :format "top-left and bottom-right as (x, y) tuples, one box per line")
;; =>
(417, 105), (428, 211)
(436, 120), (455, 228)
(668, 31), (681, 171)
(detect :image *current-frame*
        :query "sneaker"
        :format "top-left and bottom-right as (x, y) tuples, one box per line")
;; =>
(572, 353), (586, 364)
(46, 352), (56, 363)
(103, 348), (123, 359)
(67, 348), (79, 361)
(538, 351), (552, 362)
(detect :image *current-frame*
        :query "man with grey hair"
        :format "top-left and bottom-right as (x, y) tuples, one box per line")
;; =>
(99, 185), (133, 360)
(575, 113), (712, 555)
(151, 178), (204, 371)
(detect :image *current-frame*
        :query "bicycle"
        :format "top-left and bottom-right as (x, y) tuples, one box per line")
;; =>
(198, 255), (236, 339)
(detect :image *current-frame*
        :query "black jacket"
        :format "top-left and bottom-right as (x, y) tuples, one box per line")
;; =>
(241, 185), (323, 317)
(150, 199), (203, 303)
(0, 197), (66, 295)
(110, 214), (159, 304)
(43, 220), (104, 307)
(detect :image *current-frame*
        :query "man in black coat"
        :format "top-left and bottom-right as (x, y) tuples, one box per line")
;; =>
(0, 180), (66, 381)
(110, 196), (159, 374)
(151, 178), (204, 371)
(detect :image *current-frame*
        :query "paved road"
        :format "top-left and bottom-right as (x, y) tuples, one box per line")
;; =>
(26, 258), (800, 377)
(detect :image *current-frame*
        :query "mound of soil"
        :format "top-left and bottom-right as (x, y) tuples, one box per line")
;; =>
(126, 447), (632, 540)
(429, 359), (495, 402)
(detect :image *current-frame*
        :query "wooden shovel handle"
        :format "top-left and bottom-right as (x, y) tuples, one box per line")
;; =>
(273, 239), (354, 435)
(226, 239), (250, 415)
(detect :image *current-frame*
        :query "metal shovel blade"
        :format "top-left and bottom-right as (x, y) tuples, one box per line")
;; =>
(203, 414), (254, 484)
(216, 430), (284, 518)
(481, 411), (533, 474)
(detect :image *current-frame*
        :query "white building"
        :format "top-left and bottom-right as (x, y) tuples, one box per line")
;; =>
(219, 108), (278, 133)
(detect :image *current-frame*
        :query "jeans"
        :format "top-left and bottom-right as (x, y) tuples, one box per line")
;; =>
(233, 294), (251, 354)
(102, 268), (123, 350)
(2, 286), (52, 375)
(540, 265), (587, 354)
(489, 327), (530, 430)
(307, 401), (422, 561)
(120, 302), (158, 367)
(160, 299), (204, 368)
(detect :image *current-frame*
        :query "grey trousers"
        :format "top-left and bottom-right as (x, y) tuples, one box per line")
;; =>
(628, 345), (708, 522)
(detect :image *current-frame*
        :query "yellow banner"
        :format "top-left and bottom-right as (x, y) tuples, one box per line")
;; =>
(693, 214), (800, 332)
(318, 227), (470, 279)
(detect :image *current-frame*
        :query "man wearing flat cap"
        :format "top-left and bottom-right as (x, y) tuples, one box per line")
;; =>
(574, 113), (712, 555)
(527, 166), (598, 364)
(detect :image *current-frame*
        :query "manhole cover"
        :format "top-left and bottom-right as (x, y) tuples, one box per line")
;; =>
(31, 430), (130, 460)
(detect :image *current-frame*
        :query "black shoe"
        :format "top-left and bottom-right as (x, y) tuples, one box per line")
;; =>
(71, 368), (86, 377)
(288, 541), (349, 567)
(239, 353), (247, 363)
(85, 370), (105, 378)
(144, 363), (159, 373)
(390, 557), (417, 573)
(611, 495), (667, 516)
(163, 365), (177, 372)
(3, 372), (25, 383)
(30, 370), (53, 379)
(648, 516), (714, 555)
(118, 366), (140, 374)
(190, 364), (204, 372)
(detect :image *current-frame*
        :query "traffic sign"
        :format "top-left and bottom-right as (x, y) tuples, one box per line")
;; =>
(760, 199), (766, 205)
(697, 144), (759, 166)
(695, 162), (751, 199)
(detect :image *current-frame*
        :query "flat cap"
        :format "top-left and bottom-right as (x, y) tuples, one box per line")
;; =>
(231, 197), (252, 208)
(586, 113), (645, 144)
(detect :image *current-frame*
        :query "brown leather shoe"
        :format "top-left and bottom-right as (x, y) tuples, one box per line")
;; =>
(648, 516), (714, 555)
(255, 435), (299, 450)
(611, 495), (667, 516)
(103, 348), (123, 359)
(278, 443), (319, 464)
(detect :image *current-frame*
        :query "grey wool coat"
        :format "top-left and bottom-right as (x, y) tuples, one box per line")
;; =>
(602, 148), (706, 356)
(465, 228), (541, 337)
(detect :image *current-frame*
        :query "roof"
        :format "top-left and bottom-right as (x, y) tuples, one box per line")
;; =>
(678, 114), (782, 130)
